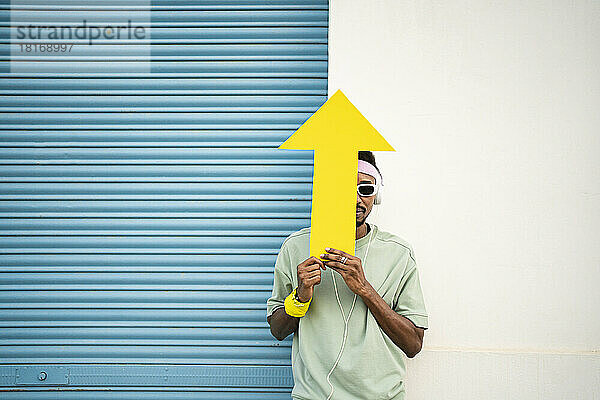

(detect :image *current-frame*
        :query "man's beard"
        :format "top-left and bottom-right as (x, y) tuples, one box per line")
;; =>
(356, 209), (368, 227)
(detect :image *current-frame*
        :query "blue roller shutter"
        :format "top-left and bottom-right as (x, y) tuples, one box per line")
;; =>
(0, 1), (327, 398)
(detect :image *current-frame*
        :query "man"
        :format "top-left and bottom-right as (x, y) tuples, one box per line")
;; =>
(267, 151), (428, 400)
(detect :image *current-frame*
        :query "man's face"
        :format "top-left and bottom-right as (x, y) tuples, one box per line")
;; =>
(356, 172), (376, 227)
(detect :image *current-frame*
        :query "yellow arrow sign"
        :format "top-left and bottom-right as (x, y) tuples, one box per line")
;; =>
(279, 90), (395, 257)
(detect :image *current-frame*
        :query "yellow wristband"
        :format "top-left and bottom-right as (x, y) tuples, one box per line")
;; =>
(284, 288), (312, 318)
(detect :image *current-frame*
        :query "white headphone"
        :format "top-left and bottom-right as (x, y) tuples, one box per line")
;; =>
(374, 185), (383, 205)
(374, 167), (384, 205)
(325, 207), (379, 400)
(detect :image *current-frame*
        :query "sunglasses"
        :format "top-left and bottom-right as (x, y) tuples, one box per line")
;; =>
(357, 183), (379, 197)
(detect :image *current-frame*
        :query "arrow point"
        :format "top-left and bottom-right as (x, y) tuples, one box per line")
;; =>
(278, 89), (395, 151)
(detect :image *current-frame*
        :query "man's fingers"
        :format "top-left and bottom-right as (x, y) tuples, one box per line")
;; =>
(310, 256), (324, 265)
(299, 256), (325, 268)
(321, 253), (359, 270)
(320, 253), (353, 263)
(305, 276), (321, 285)
(311, 257), (325, 269)
(302, 263), (323, 273)
(303, 270), (321, 280)
(325, 247), (347, 256)
(297, 257), (313, 268)
(326, 262), (347, 273)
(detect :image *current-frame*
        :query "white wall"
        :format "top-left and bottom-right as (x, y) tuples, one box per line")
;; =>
(329, 1), (600, 398)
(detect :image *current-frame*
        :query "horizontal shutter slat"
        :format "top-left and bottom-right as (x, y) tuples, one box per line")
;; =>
(1, 0), (327, 395)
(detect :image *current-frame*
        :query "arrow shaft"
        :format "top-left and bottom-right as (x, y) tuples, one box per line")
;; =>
(309, 150), (358, 257)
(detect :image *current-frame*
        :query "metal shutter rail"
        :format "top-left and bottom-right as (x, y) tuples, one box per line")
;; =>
(0, 0), (326, 397)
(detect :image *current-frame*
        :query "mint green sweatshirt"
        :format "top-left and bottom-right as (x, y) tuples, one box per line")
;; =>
(267, 224), (428, 400)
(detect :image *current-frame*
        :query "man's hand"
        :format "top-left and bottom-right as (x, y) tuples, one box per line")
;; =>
(267, 256), (324, 341)
(296, 256), (326, 302)
(320, 247), (370, 296)
(320, 247), (425, 358)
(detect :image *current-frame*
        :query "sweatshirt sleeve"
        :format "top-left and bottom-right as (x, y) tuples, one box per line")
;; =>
(393, 251), (429, 330)
(266, 240), (294, 318)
